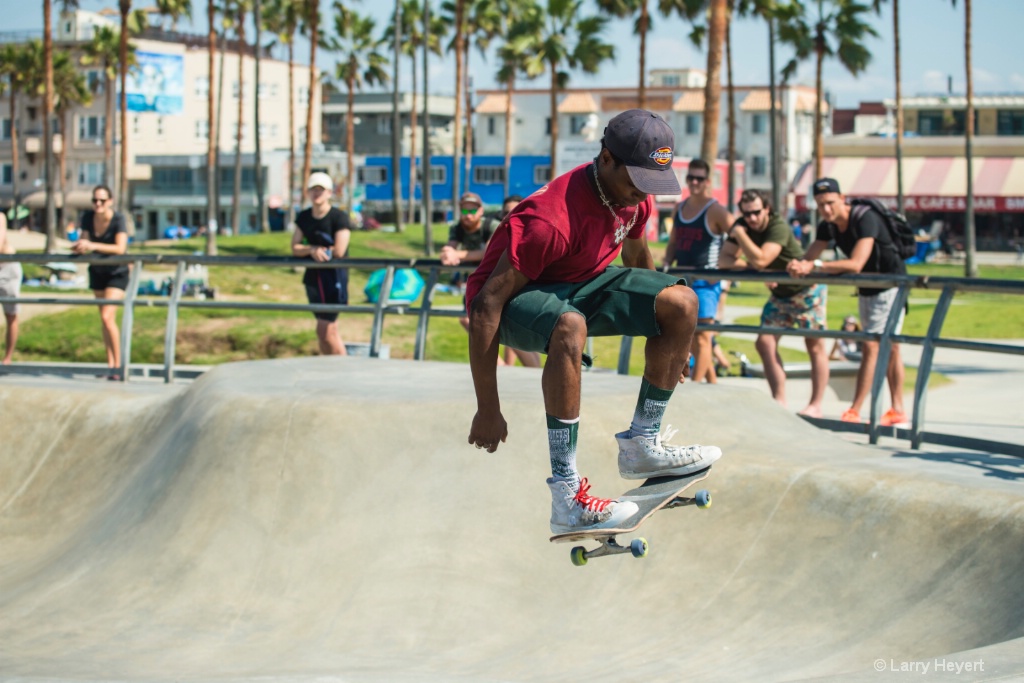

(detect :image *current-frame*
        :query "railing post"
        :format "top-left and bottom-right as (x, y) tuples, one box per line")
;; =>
(163, 260), (187, 384)
(370, 265), (396, 358)
(910, 286), (955, 449)
(868, 282), (910, 444)
(415, 266), (440, 361)
(617, 336), (633, 375)
(117, 260), (143, 382)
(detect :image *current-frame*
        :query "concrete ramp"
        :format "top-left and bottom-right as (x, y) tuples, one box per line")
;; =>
(1, 358), (1023, 681)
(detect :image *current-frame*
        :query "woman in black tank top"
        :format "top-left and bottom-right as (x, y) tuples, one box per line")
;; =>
(72, 184), (129, 379)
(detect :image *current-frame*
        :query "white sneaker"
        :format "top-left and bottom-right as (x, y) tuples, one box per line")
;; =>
(547, 477), (638, 534)
(616, 425), (722, 480)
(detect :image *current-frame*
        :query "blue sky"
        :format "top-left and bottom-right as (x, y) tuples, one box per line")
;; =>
(7, 0), (1022, 108)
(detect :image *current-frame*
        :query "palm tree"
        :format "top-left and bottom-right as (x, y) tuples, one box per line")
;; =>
(521, 0), (614, 176)
(230, 0), (250, 236)
(253, 0), (268, 233)
(450, 0), (466, 204)
(459, 0), (502, 196)
(0, 44), (31, 229)
(950, 0), (975, 276)
(780, 0), (876, 180)
(206, 0), (219, 254)
(82, 26), (137, 188)
(43, 0), (57, 251)
(330, 3), (391, 207)
(698, 0), (727, 164)
(53, 53), (92, 228)
(264, 0), (302, 234)
(495, 0), (544, 196)
(595, 0), (698, 110)
(390, 0), (404, 232)
(301, 0), (322, 190)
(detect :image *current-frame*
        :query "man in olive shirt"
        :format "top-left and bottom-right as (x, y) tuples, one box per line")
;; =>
(720, 189), (829, 417)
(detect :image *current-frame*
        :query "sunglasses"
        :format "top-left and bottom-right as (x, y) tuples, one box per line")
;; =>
(460, 207), (479, 215)
(741, 208), (764, 218)
(91, 197), (110, 204)
(686, 175), (708, 183)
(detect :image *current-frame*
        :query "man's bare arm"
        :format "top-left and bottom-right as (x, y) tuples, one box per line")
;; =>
(621, 233), (654, 270)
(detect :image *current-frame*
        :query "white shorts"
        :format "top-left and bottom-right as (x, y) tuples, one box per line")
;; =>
(0, 261), (22, 316)
(858, 288), (905, 335)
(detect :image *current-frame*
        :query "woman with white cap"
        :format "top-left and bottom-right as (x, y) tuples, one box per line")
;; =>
(291, 172), (352, 355)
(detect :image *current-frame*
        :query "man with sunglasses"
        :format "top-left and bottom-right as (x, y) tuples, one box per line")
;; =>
(440, 192), (498, 270)
(465, 109), (721, 536)
(720, 189), (829, 417)
(663, 159), (736, 384)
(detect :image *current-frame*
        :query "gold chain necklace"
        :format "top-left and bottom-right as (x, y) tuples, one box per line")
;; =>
(592, 163), (638, 244)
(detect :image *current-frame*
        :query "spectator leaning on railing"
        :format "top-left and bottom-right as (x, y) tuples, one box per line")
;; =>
(787, 178), (908, 427)
(0, 211), (19, 365)
(719, 188), (829, 418)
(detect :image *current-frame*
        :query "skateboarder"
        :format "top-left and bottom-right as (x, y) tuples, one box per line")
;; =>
(465, 109), (722, 534)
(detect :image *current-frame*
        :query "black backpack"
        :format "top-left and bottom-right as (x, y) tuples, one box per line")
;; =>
(849, 198), (916, 260)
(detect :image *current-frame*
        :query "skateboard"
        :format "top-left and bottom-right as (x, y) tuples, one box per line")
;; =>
(549, 467), (713, 566)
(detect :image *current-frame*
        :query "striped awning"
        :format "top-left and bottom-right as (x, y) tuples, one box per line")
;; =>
(792, 156), (1024, 213)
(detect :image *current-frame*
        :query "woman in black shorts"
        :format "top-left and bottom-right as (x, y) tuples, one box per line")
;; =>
(72, 185), (129, 378)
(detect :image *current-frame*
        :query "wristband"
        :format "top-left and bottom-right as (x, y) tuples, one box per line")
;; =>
(813, 259), (824, 271)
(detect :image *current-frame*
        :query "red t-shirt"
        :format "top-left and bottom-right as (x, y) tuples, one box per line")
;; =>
(465, 163), (653, 309)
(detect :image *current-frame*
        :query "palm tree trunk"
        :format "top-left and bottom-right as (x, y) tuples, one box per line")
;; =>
(303, 0), (318, 191)
(346, 72), (356, 208)
(216, 30), (227, 230)
(104, 66), (114, 187)
(287, 38), (296, 231)
(725, 11), (735, 212)
(59, 108), (68, 231)
(549, 65), (558, 179)
(813, 44), (824, 180)
(233, 14), (246, 236)
(408, 50), (418, 224)
(254, 0), (268, 233)
(43, 0), (56, 253)
(206, 0), (218, 255)
(391, 0), (405, 232)
(893, 0), (904, 215)
(451, 0), (465, 203)
(963, 0), (976, 276)
(9, 92), (20, 227)
(463, 42), (472, 200)
(638, 0), (648, 110)
(504, 74), (514, 198)
(422, 0), (433, 254)
(767, 16), (780, 212)
(700, 0), (726, 164)
(119, 1), (130, 215)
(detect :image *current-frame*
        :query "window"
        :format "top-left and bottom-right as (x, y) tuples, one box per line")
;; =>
(232, 123), (248, 140)
(533, 165), (551, 184)
(917, 110), (945, 136)
(545, 117), (551, 136)
(1, 163), (12, 185)
(570, 115), (589, 135)
(154, 168), (194, 189)
(156, 117), (165, 137)
(357, 165), (388, 185)
(78, 161), (103, 186)
(78, 115), (105, 141)
(1, 118), (10, 141)
(751, 155), (767, 176)
(473, 166), (505, 185)
(195, 76), (209, 99)
(661, 74), (680, 87)
(751, 113), (768, 135)
(195, 119), (209, 140)
(86, 70), (104, 94)
(257, 82), (277, 99)
(132, 116), (141, 136)
(488, 116), (496, 136)
(298, 86), (309, 105)
(376, 115), (392, 135)
(997, 110), (1024, 136)
(686, 114), (700, 135)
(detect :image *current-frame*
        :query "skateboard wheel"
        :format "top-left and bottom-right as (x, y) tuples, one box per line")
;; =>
(630, 538), (648, 558)
(695, 489), (712, 509)
(570, 546), (588, 567)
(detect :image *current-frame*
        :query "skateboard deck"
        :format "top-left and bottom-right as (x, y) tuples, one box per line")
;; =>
(549, 467), (713, 566)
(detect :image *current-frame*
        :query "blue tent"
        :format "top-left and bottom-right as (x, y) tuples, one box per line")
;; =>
(364, 268), (425, 304)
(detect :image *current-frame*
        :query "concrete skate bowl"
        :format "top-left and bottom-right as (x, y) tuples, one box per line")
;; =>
(2, 357), (1023, 682)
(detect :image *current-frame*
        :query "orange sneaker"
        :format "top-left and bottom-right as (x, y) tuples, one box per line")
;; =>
(841, 408), (862, 423)
(880, 409), (909, 427)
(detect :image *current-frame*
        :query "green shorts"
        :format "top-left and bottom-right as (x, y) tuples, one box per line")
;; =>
(498, 266), (686, 364)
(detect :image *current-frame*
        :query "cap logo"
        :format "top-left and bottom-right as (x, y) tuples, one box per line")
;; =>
(649, 147), (673, 166)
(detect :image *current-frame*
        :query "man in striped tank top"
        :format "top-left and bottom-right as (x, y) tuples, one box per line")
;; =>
(663, 159), (736, 384)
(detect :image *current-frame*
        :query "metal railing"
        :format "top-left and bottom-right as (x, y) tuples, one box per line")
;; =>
(1, 253), (1022, 457)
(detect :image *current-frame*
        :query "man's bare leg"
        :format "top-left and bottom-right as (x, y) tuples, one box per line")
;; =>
(2, 313), (16, 364)
(800, 337), (829, 417)
(755, 333), (787, 406)
(849, 339), (880, 416)
(887, 343), (906, 414)
(690, 327), (717, 384)
(542, 312), (587, 420)
(647, 285), (699, 388)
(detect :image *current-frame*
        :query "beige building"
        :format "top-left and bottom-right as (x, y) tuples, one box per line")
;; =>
(0, 9), (321, 239)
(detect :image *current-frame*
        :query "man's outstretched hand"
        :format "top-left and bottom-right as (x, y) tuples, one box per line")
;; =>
(468, 410), (508, 454)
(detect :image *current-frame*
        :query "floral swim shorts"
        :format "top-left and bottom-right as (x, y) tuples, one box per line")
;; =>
(760, 283), (827, 330)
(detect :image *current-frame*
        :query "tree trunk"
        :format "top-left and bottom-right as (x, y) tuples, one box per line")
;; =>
(232, 14), (245, 236)
(725, 10), (735, 212)
(408, 50), (418, 224)
(549, 65), (558, 179)
(104, 66), (114, 187)
(119, 2), (130, 216)
(813, 44), (824, 180)
(768, 17), (780, 212)
(964, 0), (976, 277)
(346, 72), (355, 208)
(59, 108), (68, 232)
(451, 0), (465, 204)
(463, 42), (472, 202)
(638, 0), (648, 110)
(893, 0), (904, 215)
(215, 30), (227, 232)
(206, 0), (218, 255)
(303, 0), (319, 190)
(700, 0), (727, 164)
(422, 0), (433, 255)
(9, 93), (20, 228)
(504, 75), (514, 198)
(254, 0), (268, 232)
(287, 38), (296, 231)
(44, 0), (56, 253)
(391, 0), (404, 232)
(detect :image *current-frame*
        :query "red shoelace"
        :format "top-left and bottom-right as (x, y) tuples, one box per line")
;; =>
(573, 478), (612, 512)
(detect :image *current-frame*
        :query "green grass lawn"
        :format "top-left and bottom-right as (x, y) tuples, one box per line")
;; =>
(12, 228), (1023, 372)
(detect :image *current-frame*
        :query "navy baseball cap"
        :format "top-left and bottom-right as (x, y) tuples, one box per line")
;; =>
(603, 109), (681, 195)
(812, 177), (842, 196)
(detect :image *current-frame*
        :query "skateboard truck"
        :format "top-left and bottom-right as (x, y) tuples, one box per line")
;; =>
(568, 489), (712, 567)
